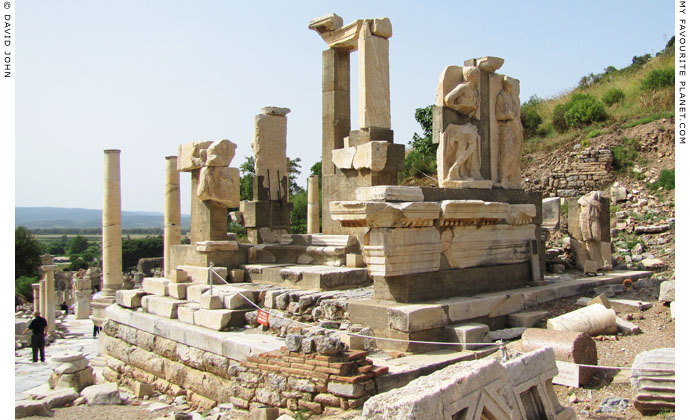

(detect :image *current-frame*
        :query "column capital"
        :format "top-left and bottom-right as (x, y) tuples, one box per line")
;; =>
(41, 264), (58, 272)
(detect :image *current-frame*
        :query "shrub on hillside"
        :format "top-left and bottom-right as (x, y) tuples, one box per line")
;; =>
(552, 104), (569, 133)
(564, 94), (606, 128)
(602, 88), (625, 106)
(641, 68), (674, 90)
(521, 107), (542, 138)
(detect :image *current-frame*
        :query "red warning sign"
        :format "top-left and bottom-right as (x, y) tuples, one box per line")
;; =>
(257, 309), (270, 327)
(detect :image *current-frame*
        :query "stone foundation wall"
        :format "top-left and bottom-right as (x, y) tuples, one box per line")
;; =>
(525, 147), (613, 197)
(101, 319), (384, 414)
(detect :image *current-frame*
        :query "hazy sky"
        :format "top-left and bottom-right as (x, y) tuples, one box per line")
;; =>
(15, 1), (673, 213)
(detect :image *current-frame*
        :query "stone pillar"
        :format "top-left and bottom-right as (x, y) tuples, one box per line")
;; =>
(31, 283), (40, 313)
(164, 156), (182, 278)
(43, 264), (57, 332)
(39, 279), (46, 319)
(307, 176), (320, 234)
(321, 48), (350, 234)
(102, 149), (123, 297)
(357, 20), (391, 129)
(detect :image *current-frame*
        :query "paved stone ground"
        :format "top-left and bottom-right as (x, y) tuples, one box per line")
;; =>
(15, 315), (101, 400)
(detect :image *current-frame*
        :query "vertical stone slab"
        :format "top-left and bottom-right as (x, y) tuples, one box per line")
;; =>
(357, 22), (391, 129)
(164, 156), (182, 278)
(102, 150), (123, 297)
(307, 176), (320, 234)
(253, 109), (289, 201)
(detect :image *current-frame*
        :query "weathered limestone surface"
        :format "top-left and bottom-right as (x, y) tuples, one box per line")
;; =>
(631, 348), (675, 414)
(441, 224), (535, 269)
(142, 295), (186, 319)
(495, 76), (522, 189)
(355, 186), (424, 202)
(521, 328), (597, 386)
(43, 264), (57, 332)
(568, 192), (611, 272)
(102, 150), (123, 297)
(330, 201), (440, 228)
(105, 304), (283, 360)
(178, 141), (214, 172)
(307, 176), (320, 234)
(197, 167), (240, 208)
(116, 290), (146, 309)
(363, 227), (442, 277)
(164, 156), (182, 278)
(142, 277), (170, 296)
(253, 110), (289, 201)
(437, 123), (487, 188)
(547, 303), (617, 336)
(358, 19), (391, 129)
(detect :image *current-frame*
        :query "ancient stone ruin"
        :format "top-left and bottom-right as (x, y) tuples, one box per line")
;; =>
(81, 12), (658, 418)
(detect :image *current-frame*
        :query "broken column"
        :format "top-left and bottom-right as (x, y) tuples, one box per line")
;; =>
(72, 273), (91, 320)
(164, 156), (181, 278)
(239, 107), (294, 243)
(307, 175), (319, 234)
(102, 149), (123, 297)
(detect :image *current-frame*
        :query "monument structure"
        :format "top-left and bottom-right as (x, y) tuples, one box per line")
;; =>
(94, 13), (639, 416)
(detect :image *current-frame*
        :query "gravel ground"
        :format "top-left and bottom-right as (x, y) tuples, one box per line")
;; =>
(540, 277), (675, 419)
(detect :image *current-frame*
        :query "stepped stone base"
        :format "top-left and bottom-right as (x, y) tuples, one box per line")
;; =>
(350, 270), (652, 351)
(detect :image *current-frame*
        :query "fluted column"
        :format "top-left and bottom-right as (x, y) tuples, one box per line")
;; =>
(164, 156), (181, 278)
(102, 149), (123, 297)
(307, 176), (320, 234)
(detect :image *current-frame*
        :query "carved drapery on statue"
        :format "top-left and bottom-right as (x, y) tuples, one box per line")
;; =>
(496, 76), (523, 189)
(433, 57), (524, 190)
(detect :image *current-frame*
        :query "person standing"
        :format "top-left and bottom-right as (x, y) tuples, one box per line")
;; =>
(22, 311), (48, 363)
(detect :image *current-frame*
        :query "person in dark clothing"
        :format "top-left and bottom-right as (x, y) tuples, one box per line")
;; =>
(22, 311), (48, 362)
(60, 302), (68, 315)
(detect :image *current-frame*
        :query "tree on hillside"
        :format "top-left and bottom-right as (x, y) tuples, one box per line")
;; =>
(401, 105), (437, 180)
(239, 156), (255, 201)
(15, 226), (42, 279)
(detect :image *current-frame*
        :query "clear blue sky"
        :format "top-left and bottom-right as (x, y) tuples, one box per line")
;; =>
(15, 1), (673, 213)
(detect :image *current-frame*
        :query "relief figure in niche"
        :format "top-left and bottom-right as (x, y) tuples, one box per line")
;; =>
(495, 76), (523, 189)
(439, 123), (482, 184)
(444, 66), (480, 118)
(578, 191), (603, 265)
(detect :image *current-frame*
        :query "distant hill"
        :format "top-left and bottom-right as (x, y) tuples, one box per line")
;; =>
(15, 207), (191, 229)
